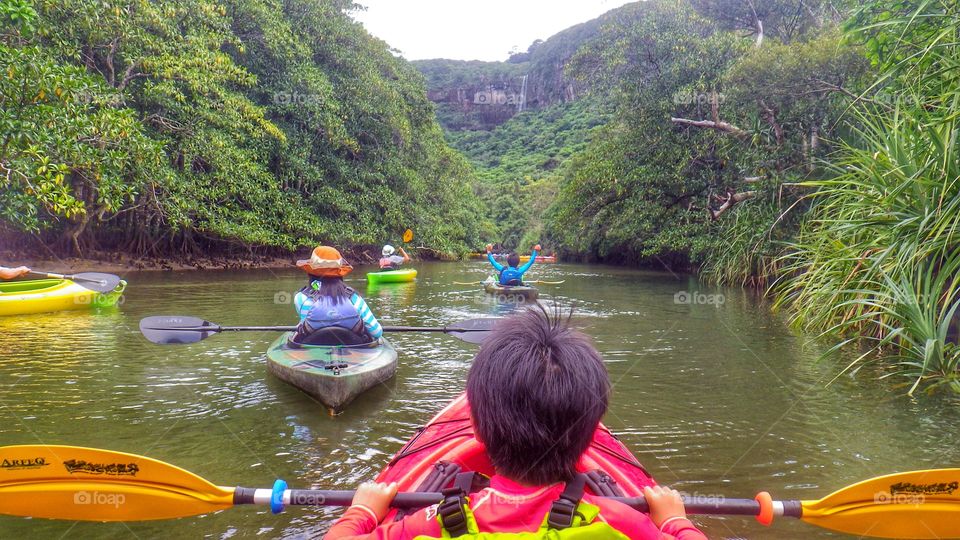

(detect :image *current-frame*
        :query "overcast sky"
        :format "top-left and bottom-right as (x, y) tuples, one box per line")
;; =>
(351, 0), (636, 62)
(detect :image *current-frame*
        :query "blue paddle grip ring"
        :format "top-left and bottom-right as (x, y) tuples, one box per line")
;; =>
(271, 479), (288, 514)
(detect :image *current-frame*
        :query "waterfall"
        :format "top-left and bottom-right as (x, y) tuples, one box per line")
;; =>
(518, 74), (528, 112)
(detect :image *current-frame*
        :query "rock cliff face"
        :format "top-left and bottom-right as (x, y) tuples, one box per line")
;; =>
(414, 7), (618, 131)
(413, 60), (528, 131)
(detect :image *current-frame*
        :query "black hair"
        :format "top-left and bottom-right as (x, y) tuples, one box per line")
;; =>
(507, 252), (520, 268)
(301, 276), (352, 305)
(466, 306), (610, 485)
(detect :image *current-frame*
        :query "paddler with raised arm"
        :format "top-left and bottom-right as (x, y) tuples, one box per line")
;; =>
(486, 243), (540, 286)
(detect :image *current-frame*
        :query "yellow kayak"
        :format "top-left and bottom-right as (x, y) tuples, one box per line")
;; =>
(0, 279), (127, 316)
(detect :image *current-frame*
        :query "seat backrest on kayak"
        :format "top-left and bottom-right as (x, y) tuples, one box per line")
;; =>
(290, 326), (374, 346)
(293, 288), (373, 345)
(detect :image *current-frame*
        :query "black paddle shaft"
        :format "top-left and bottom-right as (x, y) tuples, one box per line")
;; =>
(139, 316), (500, 345)
(383, 326), (484, 332)
(232, 488), (803, 517)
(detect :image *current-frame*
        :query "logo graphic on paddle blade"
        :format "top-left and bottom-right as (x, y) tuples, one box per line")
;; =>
(0, 457), (48, 470)
(63, 459), (140, 476)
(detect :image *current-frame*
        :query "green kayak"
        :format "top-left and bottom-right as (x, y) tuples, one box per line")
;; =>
(367, 268), (417, 284)
(483, 279), (539, 301)
(266, 333), (398, 411)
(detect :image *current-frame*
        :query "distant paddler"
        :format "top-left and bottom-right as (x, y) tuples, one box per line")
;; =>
(379, 245), (411, 270)
(485, 243), (541, 285)
(0, 265), (30, 280)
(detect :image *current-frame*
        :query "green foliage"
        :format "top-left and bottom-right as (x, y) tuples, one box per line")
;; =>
(545, 0), (865, 284)
(547, 1), (746, 263)
(413, 7), (621, 134)
(0, 0), (484, 256)
(691, 0), (849, 43)
(775, 0), (960, 393)
(0, 2), (162, 241)
(452, 99), (610, 250)
(414, 59), (526, 92)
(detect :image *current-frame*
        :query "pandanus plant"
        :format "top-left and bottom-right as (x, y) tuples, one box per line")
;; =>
(774, 1), (960, 394)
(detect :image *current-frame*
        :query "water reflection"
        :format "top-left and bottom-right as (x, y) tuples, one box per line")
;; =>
(0, 263), (958, 539)
(365, 280), (417, 307)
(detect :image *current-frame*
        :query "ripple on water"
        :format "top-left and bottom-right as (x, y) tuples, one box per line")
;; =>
(2, 264), (960, 540)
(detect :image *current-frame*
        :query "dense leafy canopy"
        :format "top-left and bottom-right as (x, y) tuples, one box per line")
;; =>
(0, 0), (485, 256)
(451, 100), (610, 250)
(545, 1), (863, 279)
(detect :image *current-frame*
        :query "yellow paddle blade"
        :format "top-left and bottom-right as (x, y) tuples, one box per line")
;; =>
(801, 468), (960, 539)
(402, 229), (414, 243)
(0, 445), (235, 521)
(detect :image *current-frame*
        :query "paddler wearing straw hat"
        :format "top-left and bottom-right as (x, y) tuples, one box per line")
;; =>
(290, 246), (383, 346)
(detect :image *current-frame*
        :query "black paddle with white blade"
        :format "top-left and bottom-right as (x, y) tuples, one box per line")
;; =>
(139, 316), (499, 345)
(28, 271), (121, 293)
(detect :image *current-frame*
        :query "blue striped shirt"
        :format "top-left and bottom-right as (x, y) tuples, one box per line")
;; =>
(294, 291), (382, 339)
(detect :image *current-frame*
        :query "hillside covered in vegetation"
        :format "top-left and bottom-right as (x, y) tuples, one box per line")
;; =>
(416, 0), (960, 394)
(0, 0), (487, 259)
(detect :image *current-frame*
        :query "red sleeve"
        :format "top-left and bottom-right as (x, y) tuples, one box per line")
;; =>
(588, 497), (708, 540)
(660, 517), (708, 540)
(322, 506), (442, 540)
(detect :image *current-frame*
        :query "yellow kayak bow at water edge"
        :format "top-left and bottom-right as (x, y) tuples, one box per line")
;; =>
(0, 278), (126, 316)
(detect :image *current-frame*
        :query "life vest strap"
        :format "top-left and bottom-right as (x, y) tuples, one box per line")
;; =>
(546, 474), (587, 530)
(437, 472), (480, 536)
(436, 473), (592, 537)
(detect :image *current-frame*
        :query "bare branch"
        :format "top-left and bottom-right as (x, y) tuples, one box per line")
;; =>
(759, 100), (784, 145)
(105, 38), (119, 86)
(814, 79), (894, 111)
(117, 62), (145, 91)
(145, 114), (187, 133)
(709, 190), (757, 220)
(745, 0), (763, 47)
(671, 117), (750, 139)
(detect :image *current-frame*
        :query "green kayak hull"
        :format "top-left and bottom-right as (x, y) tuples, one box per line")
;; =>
(483, 280), (539, 301)
(266, 333), (398, 410)
(367, 269), (418, 284)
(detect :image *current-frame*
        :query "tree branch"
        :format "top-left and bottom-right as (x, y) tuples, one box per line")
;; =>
(708, 190), (757, 220)
(759, 100), (784, 145)
(145, 114), (187, 133)
(117, 62), (144, 91)
(671, 117), (750, 139)
(746, 0), (763, 47)
(813, 78), (893, 111)
(105, 38), (119, 86)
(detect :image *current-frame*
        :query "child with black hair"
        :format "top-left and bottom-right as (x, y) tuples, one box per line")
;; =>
(324, 308), (707, 539)
(486, 243), (540, 285)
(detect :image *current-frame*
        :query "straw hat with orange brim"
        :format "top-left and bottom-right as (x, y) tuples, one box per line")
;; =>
(296, 246), (353, 278)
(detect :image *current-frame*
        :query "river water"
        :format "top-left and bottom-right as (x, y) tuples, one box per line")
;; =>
(1, 261), (958, 539)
